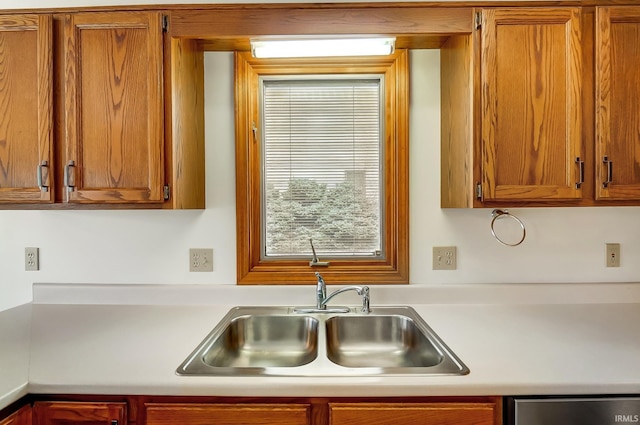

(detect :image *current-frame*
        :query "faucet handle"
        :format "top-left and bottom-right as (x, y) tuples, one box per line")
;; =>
(361, 286), (371, 313)
(315, 272), (327, 309)
(309, 239), (330, 267)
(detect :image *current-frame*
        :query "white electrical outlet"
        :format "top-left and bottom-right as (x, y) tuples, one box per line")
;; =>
(433, 246), (456, 270)
(25, 247), (40, 271)
(606, 243), (621, 268)
(190, 248), (213, 272)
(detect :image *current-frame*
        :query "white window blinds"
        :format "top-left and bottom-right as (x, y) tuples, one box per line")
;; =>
(261, 77), (383, 258)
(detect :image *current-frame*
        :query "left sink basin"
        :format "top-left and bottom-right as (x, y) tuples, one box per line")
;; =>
(203, 315), (319, 368)
(177, 307), (319, 375)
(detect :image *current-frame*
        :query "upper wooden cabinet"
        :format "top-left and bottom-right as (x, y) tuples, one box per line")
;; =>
(64, 11), (164, 204)
(441, 8), (585, 207)
(480, 8), (583, 202)
(0, 14), (53, 204)
(442, 6), (640, 208)
(0, 10), (205, 209)
(595, 6), (640, 200)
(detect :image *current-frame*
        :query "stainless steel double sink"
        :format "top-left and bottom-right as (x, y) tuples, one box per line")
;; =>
(177, 306), (469, 377)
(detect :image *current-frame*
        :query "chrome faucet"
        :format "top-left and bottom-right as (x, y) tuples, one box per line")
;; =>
(315, 272), (370, 313)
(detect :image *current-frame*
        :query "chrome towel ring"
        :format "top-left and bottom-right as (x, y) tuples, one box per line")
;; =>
(490, 209), (526, 246)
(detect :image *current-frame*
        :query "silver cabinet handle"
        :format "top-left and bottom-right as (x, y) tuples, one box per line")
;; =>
(64, 160), (75, 191)
(603, 156), (613, 188)
(575, 157), (584, 189)
(37, 160), (49, 192)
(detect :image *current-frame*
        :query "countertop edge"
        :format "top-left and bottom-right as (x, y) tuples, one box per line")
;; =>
(31, 281), (640, 306)
(0, 384), (29, 412)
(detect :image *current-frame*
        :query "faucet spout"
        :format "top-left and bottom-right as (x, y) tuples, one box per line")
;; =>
(314, 272), (370, 313)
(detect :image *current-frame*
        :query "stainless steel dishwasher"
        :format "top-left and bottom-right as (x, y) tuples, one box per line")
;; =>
(506, 397), (640, 425)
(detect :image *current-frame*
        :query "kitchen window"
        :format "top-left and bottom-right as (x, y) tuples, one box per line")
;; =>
(235, 50), (409, 285)
(262, 76), (382, 259)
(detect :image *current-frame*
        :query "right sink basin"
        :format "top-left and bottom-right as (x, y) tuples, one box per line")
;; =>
(325, 314), (445, 368)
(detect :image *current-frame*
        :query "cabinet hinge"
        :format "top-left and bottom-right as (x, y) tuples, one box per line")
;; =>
(163, 185), (170, 201)
(475, 12), (482, 30)
(476, 183), (482, 199)
(162, 15), (169, 32)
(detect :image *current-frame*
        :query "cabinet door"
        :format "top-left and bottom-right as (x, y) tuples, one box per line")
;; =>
(481, 8), (583, 201)
(33, 401), (126, 425)
(329, 402), (496, 425)
(595, 7), (640, 200)
(145, 403), (309, 425)
(0, 14), (53, 203)
(64, 11), (164, 203)
(0, 405), (32, 425)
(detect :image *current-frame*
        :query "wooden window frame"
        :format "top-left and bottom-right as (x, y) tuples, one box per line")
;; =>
(235, 50), (409, 285)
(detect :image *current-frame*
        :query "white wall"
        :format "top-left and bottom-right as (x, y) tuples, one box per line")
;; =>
(1, 49), (640, 312)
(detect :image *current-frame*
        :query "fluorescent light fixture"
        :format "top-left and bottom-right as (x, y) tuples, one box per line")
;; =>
(251, 37), (396, 58)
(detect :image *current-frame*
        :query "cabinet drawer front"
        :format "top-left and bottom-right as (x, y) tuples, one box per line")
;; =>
(329, 402), (497, 425)
(33, 401), (126, 425)
(145, 403), (310, 425)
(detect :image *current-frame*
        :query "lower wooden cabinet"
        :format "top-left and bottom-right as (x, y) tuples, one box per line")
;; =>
(144, 399), (500, 425)
(33, 401), (126, 425)
(0, 406), (31, 425)
(329, 402), (497, 425)
(145, 403), (310, 425)
(1, 396), (501, 425)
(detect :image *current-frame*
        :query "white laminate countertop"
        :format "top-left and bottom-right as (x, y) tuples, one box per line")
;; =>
(5, 282), (640, 409)
(0, 305), (30, 410)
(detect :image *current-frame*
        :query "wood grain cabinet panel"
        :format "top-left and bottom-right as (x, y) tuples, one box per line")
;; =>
(480, 8), (583, 202)
(0, 10), (205, 208)
(64, 11), (164, 203)
(33, 401), (126, 425)
(329, 402), (497, 425)
(595, 6), (640, 200)
(145, 403), (310, 425)
(18, 397), (500, 425)
(0, 14), (53, 203)
(0, 405), (32, 425)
